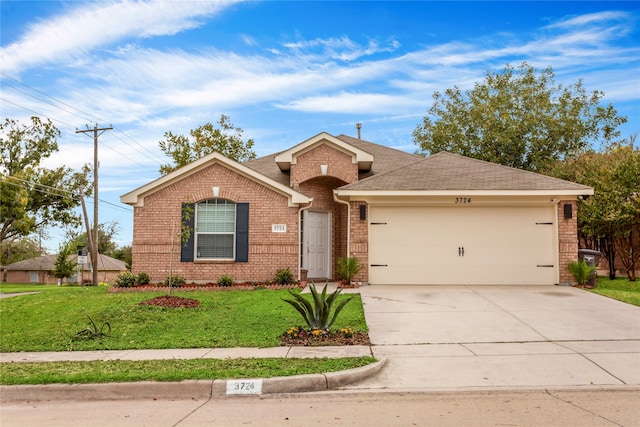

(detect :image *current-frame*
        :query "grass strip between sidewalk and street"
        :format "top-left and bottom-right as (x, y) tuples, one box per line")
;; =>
(0, 357), (377, 385)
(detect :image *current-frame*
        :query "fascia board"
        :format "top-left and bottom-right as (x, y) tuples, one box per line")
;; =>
(335, 189), (595, 198)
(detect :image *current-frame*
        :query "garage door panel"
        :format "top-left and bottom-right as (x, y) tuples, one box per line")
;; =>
(369, 206), (557, 285)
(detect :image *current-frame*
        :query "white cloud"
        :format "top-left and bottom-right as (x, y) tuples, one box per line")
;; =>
(0, 0), (241, 74)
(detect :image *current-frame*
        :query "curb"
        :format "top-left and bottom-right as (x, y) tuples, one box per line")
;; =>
(0, 359), (386, 403)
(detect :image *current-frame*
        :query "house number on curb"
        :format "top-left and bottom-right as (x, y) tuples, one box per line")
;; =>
(227, 379), (263, 395)
(455, 197), (472, 204)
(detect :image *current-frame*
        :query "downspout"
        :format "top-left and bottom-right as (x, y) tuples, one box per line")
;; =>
(333, 191), (351, 257)
(298, 199), (313, 281)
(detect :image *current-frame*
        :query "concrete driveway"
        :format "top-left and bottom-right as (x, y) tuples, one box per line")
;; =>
(345, 285), (640, 391)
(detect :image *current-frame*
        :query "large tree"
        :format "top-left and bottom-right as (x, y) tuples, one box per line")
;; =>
(158, 114), (256, 175)
(549, 137), (640, 280)
(65, 221), (120, 256)
(413, 63), (627, 172)
(0, 117), (91, 244)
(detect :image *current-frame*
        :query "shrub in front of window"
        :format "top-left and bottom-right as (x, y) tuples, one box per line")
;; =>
(273, 267), (295, 285)
(217, 274), (233, 287)
(114, 272), (136, 287)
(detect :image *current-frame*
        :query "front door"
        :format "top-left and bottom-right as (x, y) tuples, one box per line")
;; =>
(303, 211), (330, 279)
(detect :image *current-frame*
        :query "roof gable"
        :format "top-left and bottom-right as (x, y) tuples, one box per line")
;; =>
(337, 152), (593, 195)
(121, 151), (310, 207)
(274, 132), (374, 172)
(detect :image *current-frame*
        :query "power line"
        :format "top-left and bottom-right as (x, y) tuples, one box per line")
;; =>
(1, 73), (166, 167)
(2, 176), (133, 213)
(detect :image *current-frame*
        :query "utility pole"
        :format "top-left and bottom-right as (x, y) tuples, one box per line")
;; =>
(76, 124), (112, 286)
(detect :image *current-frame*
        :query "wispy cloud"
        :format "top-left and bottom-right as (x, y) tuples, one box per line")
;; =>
(0, 0), (241, 74)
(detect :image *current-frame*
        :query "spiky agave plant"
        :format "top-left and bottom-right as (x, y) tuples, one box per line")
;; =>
(283, 282), (354, 331)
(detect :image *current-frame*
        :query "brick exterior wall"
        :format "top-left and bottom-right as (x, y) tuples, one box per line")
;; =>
(132, 163), (300, 283)
(349, 201), (369, 283)
(291, 144), (359, 280)
(558, 200), (579, 285)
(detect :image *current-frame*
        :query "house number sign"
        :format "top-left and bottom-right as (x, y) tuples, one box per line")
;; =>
(272, 224), (287, 233)
(455, 197), (472, 204)
(227, 379), (263, 395)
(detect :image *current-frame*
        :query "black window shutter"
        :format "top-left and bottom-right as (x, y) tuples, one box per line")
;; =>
(180, 202), (195, 262)
(235, 203), (249, 262)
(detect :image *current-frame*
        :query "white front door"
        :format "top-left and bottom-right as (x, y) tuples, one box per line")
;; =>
(304, 211), (330, 279)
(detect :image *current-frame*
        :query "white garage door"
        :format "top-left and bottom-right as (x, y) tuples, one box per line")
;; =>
(369, 205), (557, 285)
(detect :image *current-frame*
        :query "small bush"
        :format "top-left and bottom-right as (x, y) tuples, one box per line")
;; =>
(165, 276), (186, 287)
(135, 272), (150, 285)
(282, 282), (354, 331)
(568, 260), (597, 286)
(273, 267), (295, 285)
(217, 275), (233, 287)
(114, 272), (136, 288)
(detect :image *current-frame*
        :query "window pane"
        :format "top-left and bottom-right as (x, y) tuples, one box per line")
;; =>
(197, 234), (234, 258)
(197, 200), (235, 233)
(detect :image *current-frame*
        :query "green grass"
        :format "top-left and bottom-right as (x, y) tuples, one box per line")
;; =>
(0, 286), (368, 352)
(0, 283), (69, 294)
(0, 357), (376, 385)
(590, 276), (640, 306)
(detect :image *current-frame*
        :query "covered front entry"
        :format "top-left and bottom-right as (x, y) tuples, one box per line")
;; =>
(302, 210), (331, 279)
(368, 205), (557, 285)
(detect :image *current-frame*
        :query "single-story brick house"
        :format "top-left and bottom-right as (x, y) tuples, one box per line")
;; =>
(4, 254), (128, 284)
(121, 132), (593, 286)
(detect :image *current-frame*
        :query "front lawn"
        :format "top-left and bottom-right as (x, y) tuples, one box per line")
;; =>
(0, 286), (367, 352)
(590, 276), (640, 306)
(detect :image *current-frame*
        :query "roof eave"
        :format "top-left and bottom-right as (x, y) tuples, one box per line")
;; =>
(335, 188), (595, 197)
(120, 152), (311, 208)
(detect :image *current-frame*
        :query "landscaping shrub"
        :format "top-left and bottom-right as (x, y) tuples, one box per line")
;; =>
(164, 276), (186, 287)
(568, 260), (597, 286)
(217, 275), (233, 287)
(135, 272), (150, 285)
(273, 267), (295, 285)
(114, 272), (136, 288)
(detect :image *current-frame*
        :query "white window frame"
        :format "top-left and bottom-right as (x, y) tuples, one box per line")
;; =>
(195, 199), (236, 260)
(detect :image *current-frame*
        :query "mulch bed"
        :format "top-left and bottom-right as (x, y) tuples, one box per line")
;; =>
(281, 331), (370, 347)
(139, 295), (201, 308)
(110, 282), (305, 293)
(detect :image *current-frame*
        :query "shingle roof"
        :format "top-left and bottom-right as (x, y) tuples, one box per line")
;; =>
(5, 254), (128, 271)
(339, 151), (593, 192)
(243, 134), (419, 184)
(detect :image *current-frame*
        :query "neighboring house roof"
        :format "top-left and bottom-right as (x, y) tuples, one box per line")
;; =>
(121, 151), (311, 207)
(4, 254), (127, 271)
(337, 151), (594, 195)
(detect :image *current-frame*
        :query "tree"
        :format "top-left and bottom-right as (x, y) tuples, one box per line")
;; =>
(53, 243), (76, 284)
(111, 245), (132, 270)
(0, 236), (45, 267)
(413, 63), (627, 172)
(549, 136), (640, 280)
(65, 221), (120, 256)
(0, 117), (91, 243)
(158, 114), (256, 175)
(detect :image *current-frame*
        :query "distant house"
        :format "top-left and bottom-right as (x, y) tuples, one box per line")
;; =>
(121, 132), (593, 286)
(3, 254), (128, 284)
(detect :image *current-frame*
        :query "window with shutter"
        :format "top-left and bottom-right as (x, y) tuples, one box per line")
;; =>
(195, 199), (236, 259)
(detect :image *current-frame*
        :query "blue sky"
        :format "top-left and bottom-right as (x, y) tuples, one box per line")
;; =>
(1, 1), (639, 252)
